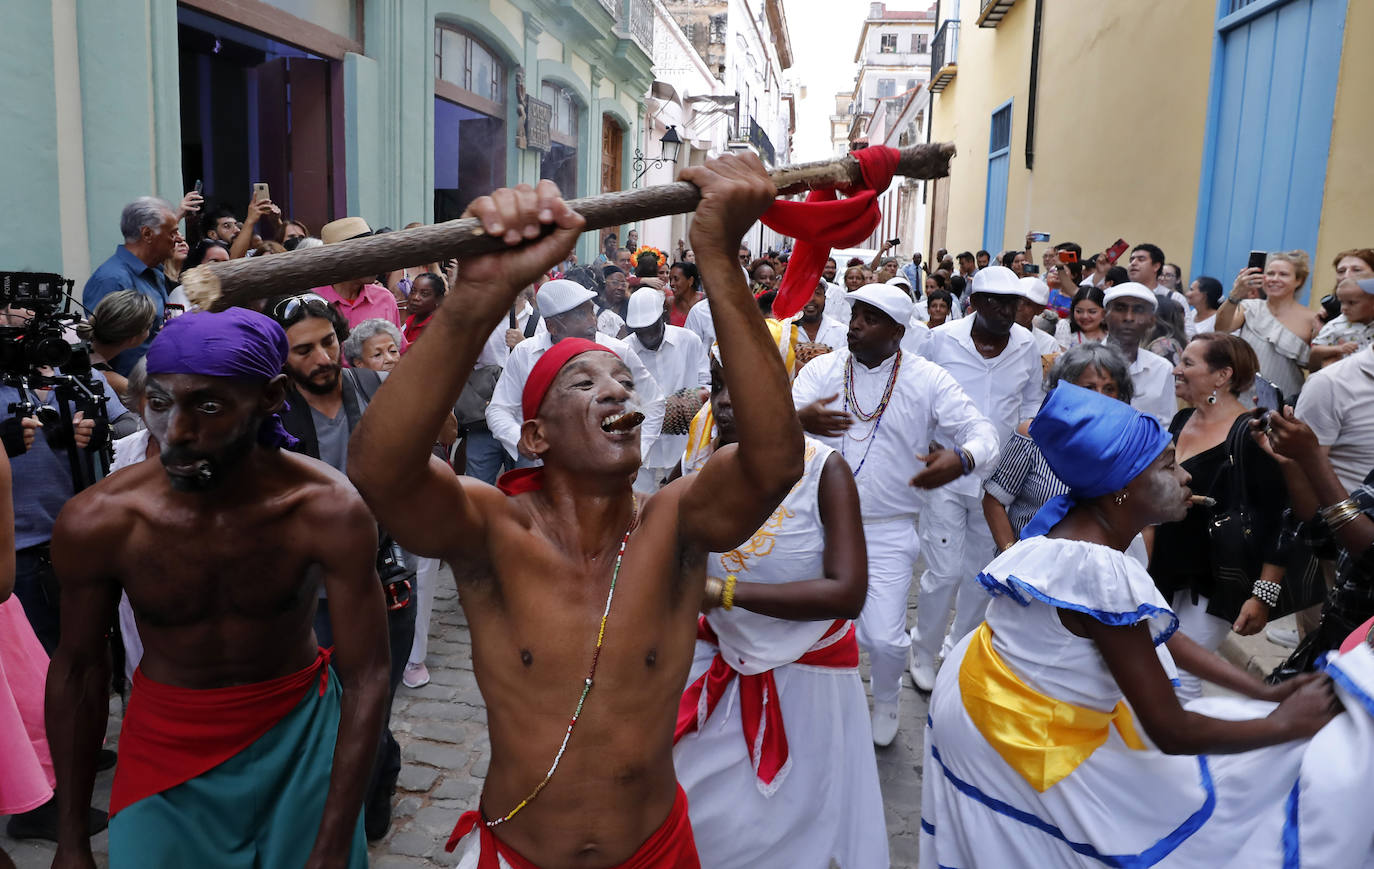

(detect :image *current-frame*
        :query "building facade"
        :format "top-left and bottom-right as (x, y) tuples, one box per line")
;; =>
(3, 0), (661, 282)
(924, 0), (1373, 302)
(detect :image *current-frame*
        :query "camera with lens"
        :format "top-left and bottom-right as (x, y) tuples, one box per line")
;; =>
(0, 271), (110, 485)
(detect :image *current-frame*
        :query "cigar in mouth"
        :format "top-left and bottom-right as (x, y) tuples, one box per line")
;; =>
(1189, 495), (1216, 507)
(601, 410), (645, 433)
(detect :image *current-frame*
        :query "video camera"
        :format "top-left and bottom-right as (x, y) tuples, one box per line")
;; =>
(0, 271), (112, 488)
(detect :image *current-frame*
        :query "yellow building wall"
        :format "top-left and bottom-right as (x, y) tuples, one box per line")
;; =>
(1314, 0), (1374, 298)
(933, 0), (1210, 274)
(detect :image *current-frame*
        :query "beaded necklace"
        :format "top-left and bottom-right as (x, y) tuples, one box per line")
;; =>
(486, 496), (638, 828)
(841, 350), (902, 478)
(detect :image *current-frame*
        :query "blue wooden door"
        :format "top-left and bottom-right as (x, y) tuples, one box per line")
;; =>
(983, 101), (1012, 255)
(1193, 0), (1348, 300)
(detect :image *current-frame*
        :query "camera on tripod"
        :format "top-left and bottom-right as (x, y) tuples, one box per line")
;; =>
(0, 271), (111, 487)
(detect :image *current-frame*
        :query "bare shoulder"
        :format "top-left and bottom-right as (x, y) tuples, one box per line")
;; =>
(54, 470), (140, 546)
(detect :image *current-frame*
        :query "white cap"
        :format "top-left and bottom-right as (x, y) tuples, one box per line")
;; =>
(1017, 276), (1049, 306)
(845, 283), (914, 326)
(970, 265), (1023, 296)
(536, 279), (597, 317)
(886, 275), (912, 291)
(625, 288), (665, 328)
(1103, 282), (1159, 310)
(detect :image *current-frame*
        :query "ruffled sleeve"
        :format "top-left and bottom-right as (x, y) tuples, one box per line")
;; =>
(977, 536), (1179, 645)
(1241, 299), (1312, 365)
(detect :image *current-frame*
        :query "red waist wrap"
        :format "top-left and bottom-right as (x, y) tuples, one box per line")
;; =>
(674, 617), (858, 789)
(109, 647), (332, 817)
(445, 783), (699, 868)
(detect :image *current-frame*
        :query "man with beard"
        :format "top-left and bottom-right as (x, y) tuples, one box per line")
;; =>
(908, 266), (1042, 694)
(269, 294), (418, 840)
(45, 308), (387, 868)
(348, 156), (803, 867)
(798, 281), (848, 350)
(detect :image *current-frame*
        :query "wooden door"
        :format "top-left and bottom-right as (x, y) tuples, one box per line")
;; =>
(601, 116), (623, 246)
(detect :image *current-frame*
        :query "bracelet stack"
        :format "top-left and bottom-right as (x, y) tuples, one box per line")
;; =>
(1320, 498), (1364, 532)
(704, 575), (739, 610)
(721, 574), (737, 610)
(956, 446), (976, 475)
(1252, 580), (1281, 608)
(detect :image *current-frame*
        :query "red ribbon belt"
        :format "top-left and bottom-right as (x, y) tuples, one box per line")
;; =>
(760, 145), (902, 319)
(673, 617), (859, 790)
(109, 647), (332, 816)
(445, 784), (699, 868)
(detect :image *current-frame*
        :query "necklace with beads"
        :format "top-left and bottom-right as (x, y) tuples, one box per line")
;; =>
(485, 495), (638, 828)
(841, 350), (901, 477)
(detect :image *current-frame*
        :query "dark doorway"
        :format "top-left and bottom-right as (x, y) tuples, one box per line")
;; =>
(434, 97), (506, 223)
(177, 7), (340, 239)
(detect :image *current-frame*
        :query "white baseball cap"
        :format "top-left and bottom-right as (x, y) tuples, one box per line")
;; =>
(536, 279), (597, 317)
(1017, 276), (1050, 306)
(845, 283), (914, 326)
(886, 275), (913, 291)
(1103, 282), (1159, 310)
(970, 265), (1023, 296)
(625, 288), (665, 328)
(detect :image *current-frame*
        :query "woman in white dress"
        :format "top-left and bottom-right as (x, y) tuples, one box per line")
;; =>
(921, 382), (1341, 869)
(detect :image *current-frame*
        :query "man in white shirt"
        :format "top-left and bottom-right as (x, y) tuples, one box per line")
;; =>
(683, 296), (715, 364)
(909, 266), (1042, 689)
(486, 279), (665, 464)
(797, 281), (849, 349)
(1294, 346), (1374, 494)
(623, 288), (709, 491)
(1129, 243), (1196, 337)
(1103, 283), (1178, 426)
(793, 283), (998, 747)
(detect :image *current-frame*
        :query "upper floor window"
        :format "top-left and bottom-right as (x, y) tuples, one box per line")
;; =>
(541, 82), (580, 142)
(880, 33), (897, 52)
(913, 33), (929, 53)
(877, 78), (896, 98)
(435, 25), (505, 105)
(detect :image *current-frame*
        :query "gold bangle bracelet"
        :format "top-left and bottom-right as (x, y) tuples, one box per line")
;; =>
(704, 576), (724, 610)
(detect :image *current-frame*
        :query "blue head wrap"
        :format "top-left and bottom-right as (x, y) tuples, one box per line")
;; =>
(1020, 382), (1172, 538)
(144, 308), (299, 449)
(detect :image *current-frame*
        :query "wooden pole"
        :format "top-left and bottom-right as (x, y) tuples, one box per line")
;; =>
(183, 142), (956, 311)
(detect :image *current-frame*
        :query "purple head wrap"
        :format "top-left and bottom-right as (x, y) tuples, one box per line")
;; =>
(144, 308), (299, 449)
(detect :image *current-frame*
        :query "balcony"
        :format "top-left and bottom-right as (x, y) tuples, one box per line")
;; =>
(929, 20), (958, 92)
(747, 116), (776, 165)
(977, 0), (1018, 27)
(626, 0), (654, 52)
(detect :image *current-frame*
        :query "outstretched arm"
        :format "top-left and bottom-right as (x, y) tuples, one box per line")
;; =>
(723, 451), (867, 620)
(677, 155), (805, 552)
(46, 497), (122, 867)
(348, 182), (584, 559)
(304, 495), (390, 868)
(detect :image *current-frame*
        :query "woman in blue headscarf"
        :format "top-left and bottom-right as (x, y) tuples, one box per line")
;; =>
(919, 383), (1342, 869)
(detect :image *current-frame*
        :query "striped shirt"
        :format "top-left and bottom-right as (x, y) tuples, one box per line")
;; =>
(984, 432), (1068, 536)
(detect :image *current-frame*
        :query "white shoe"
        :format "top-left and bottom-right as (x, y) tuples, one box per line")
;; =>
(908, 644), (937, 693)
(1266, 626), (1300, 649)
(402, 661), (430, 688)
(871, 700), (900, 747)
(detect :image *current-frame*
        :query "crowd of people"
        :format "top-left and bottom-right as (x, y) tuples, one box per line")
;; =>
(1, 153), (1372, 869)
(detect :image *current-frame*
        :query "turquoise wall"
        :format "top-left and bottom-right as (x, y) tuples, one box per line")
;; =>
(0, 2), (63, 272)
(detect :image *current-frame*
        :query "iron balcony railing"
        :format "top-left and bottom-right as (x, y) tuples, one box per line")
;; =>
(929, 19), (959, 92)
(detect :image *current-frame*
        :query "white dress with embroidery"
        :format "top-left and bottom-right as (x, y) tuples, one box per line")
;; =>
(920, 536), (1312, 869)
(673, 438), (889, 869)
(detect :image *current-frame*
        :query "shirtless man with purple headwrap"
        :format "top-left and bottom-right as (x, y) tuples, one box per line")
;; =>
(45, 308), (390, 869)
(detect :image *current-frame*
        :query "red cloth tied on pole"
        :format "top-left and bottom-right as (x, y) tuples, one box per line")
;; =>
(760, 145), (903, 319)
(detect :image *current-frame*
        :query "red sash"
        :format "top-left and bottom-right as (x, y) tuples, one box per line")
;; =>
(444, 784), (699, 868)
(109, 648), (332, 816)
(673, 617), (858, 789)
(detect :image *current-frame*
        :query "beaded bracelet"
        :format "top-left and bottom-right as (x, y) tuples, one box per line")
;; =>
(1252, 580), (1281, 608)
(721, 574), (737, 610)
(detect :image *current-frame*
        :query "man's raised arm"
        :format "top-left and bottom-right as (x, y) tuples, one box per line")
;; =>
(677, 154), (805, 551)
(348, 182), (584, 557)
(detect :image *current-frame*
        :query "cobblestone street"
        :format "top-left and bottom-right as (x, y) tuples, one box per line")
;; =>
(2, 566), (931, 868)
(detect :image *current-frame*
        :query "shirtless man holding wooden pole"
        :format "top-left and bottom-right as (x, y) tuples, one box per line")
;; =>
(348, 153), (804, 866)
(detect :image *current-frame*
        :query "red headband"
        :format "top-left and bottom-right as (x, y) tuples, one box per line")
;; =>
(520, 337), (619, 421)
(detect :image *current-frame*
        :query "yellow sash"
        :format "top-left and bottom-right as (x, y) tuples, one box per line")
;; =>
(959, 623), (1146, 793)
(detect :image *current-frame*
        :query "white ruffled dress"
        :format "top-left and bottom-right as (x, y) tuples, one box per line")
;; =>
(920, 536), (1311, 868)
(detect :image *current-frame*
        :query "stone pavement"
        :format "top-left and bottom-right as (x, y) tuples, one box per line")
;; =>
(1, 565), (931, 868)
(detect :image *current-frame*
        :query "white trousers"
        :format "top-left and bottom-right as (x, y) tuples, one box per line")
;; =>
(408, 557), (442, 666)
(912, 487), (996, 666)
(1170, 590), (1233, 702)
(855, 517), (921, 704)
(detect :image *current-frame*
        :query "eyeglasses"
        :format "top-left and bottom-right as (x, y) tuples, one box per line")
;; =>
(270, 292), (329, 323)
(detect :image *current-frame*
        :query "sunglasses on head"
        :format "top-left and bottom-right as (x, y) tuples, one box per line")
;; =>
(270, 293), (329, 323)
